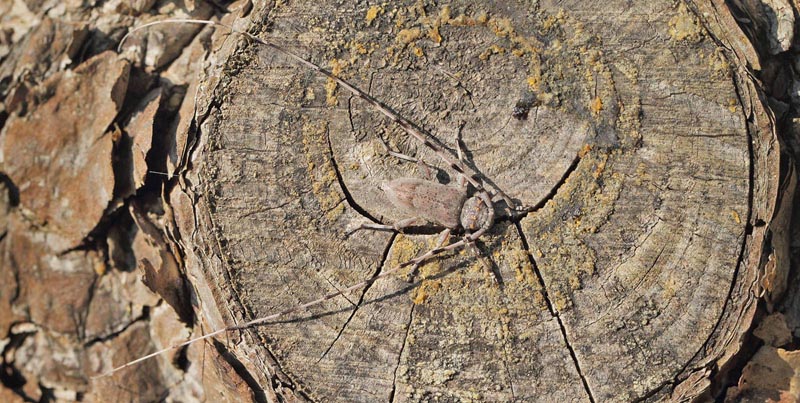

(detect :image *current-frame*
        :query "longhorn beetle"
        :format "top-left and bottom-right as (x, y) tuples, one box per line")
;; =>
(97, 17), (533, 378)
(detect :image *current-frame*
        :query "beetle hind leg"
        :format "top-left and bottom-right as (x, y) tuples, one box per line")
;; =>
(405, 228), (451, 283)
(344, 216), (423, 238)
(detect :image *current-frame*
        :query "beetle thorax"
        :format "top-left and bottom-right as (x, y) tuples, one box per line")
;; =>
(459, 196), (491, 232)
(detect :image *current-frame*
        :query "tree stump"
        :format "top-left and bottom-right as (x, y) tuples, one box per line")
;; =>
(176, 0), (781, 400)
(0, 0), (793, 401)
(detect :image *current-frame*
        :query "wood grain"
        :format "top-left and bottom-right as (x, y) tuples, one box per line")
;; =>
(0, 0), (783, 401)
(182, 0), (765, 401)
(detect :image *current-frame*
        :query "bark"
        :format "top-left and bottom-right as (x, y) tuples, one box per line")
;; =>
(0, 0), (796, 402)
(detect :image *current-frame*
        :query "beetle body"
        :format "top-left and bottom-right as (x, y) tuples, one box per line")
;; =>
(381, 178), (491, 232)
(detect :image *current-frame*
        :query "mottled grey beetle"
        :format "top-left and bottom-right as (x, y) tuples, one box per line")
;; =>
(383, 178), (492, 233)
(347, 141), (498, 281)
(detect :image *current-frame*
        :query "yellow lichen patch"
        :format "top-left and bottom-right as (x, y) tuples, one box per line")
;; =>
(578, 143), (593, 158)
(396, 28), (423, 44)
(633, 163), (649, 186)
(387, 234), (423, 268)
(94, 259), (107, 276)
(708, 48), (730, 76)
(386, 234), (444, 303)
(540, 9), (567, 31)
(478, 44), (505, 61)
(304, 87), (316, 101)
(568, 274), (582, 289)
(329, 58), (345, 76)
(528, 53), (544, 81)
(418, 367), (458, 386)
(385, 234), (453, 304)
(582, 65), (595, 86)
(348, 41), (369, 55)
(551, 288), (572, 312)
(584, 48), (602, 65)
(593, 154), (608, 179)
(590, 96), (603, 114)
(389, 5), (450, 58)
(489, 17), (514, 38)
(413, 280), (442, 304)
(508, 248), (535, 284)
(610, 60), (643, 148)
(526, 75), (540, 90)
(325, 80), (338, 106)
(365, 5), (384, 25)
(668, 2), (703, 43)
(325, 58), (347, 106)
(662, 273), (679, 301)
(301, 122), (344, 221)
(410, 0), (426, 18)
(728, 98), (738, 114)
(438, 4), (452, 22)
(731, 209), (741, 224)
(447, 13), (480, 27)
(484, 15), (541, 54)
(531, 289), (546, 307)
(427, 25), (442, 44)
(394, 7), (407, 28)
(386, 5), (545, 78)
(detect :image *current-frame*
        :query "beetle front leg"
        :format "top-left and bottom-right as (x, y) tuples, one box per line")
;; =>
(455, 124), (522, 213)
(455, 128), (469, 189)
(464, 234), (501, 284)
(378, 135), (437, 181)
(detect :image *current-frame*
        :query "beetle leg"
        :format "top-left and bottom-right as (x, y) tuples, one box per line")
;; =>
(405, 228), (451, 283)
(344, 216), (423, 238)
(455, 124), (466, 164)
(454, 124), (520, 213)
(465, 234), (500, 284)
(454, 126), (470, 188)
(378, 135), (436, 181)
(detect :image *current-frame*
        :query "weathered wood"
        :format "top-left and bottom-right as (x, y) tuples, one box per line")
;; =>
(182, 0), (770, 401)
(0, 0), (793, 401)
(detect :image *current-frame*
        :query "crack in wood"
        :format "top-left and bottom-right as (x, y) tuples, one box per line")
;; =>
(513, 221), (596, 402)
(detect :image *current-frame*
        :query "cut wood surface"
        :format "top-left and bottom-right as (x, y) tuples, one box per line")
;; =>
(182, 0), (768, 401)
(0, 0), (791, 401)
